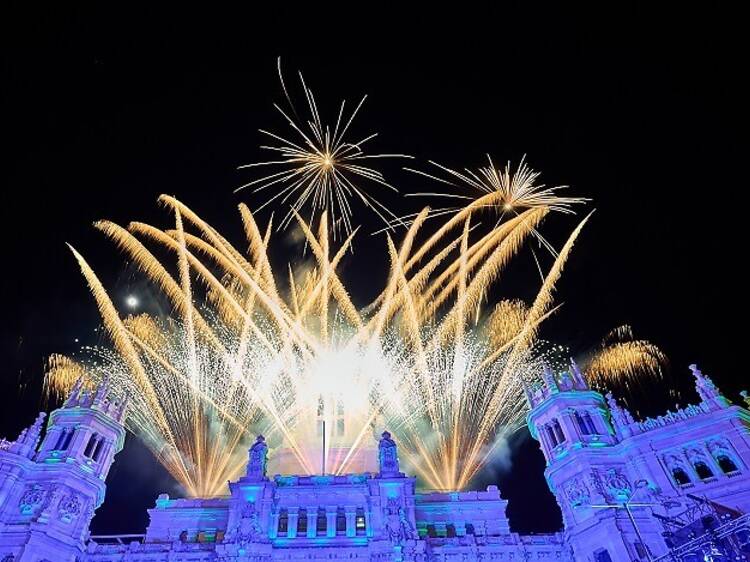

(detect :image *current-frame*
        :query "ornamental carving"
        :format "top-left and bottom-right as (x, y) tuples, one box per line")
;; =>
(58, 494), (82, 522)
(564, 478), (590, 508)
(384, 497), (415, 544)
(603, 469), (631, 500)
(18, 484), (45, 515)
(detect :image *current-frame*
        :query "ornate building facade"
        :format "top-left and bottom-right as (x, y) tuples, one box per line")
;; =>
(1, 363), (749, 561)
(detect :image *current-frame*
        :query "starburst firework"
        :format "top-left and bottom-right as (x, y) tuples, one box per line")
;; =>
(235, 59), (410, 238)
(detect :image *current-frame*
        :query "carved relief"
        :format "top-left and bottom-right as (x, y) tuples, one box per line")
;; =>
(603, 469), (631, 500)
(563, 478), (590, 508)
(384, 497), (415, 544)
(18, 484), (45, 515)
(58, 494), (82, 523)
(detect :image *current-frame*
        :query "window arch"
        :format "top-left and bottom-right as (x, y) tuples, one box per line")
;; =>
(672, 466), (691, 485)
(694, 460), (714, 480)
(717, 454), (738, 474)
(336, 507), (346, 535)
(582, 412), (597, 434)
(84, 433), (99, 457)
(574, 412), (590, 435)
(92, 439), (106, 462)
(297, 509), (308, 534)
(552, 419), (565, 444)
(278, 509), (288, 535)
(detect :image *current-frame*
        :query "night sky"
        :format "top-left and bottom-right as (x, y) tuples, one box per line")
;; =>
(2, 5), (744, 535)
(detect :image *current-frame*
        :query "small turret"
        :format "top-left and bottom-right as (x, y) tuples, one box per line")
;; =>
(7, 412), (47, 459)
(0, 376), (126, 561)
(605, 391), (635, 438)
(36, 377), (126, 480)
(690, 364), (730, 410)
(569, 358), (589, 390)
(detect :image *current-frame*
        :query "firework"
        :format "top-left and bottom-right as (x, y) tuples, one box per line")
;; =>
(405, 155), (589, 217)
(47, 186), (599, 495)
(583, 325), (668, 386)
(44, 70), (663, 495)
(235, 59), (411, 238)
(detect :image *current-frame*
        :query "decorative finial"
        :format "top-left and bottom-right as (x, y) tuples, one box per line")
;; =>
(570, 358), (588, 390)
(93, 375), (110, 407)
(9, 412), (47, 458)
(64, 377), (84, 407)
(542, 363), (558, 394)
(690, 363), (730, 410)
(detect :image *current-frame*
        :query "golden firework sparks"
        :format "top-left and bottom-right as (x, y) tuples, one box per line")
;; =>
(235, 58), (411, 238)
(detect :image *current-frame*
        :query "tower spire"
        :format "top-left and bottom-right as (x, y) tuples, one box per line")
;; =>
(690, 363), (730, 410)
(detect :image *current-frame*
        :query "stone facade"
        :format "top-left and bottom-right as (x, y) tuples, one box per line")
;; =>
(2, 363), (750, 561)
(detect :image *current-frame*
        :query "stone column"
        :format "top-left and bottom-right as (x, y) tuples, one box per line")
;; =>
(68, 427), (92, 458)
(306, 506), (317, 538)
(326, 506), (337, 537)
(345, 506), (356, 538)
(559, 410), (580, 443)
(287, 507), (299, 538)
(269, 510), (280, 539)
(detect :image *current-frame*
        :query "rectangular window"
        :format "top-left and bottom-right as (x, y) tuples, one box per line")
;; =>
(316, 508), (327, 535)
(355, 508), (366, 535)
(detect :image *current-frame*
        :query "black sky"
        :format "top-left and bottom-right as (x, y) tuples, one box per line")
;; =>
(1, 4), (745, 534)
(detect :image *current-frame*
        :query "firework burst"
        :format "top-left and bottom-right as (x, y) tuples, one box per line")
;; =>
(46, 189), (602, 494)
(44, 68), (665, 495)
(235, 59), (411, 238)
(583, 325), (668, 386)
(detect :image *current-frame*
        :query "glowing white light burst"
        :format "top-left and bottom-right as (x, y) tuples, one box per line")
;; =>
(235, 58), (411, 238)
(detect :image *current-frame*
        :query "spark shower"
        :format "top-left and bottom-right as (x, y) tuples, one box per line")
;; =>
(44, 63), (665, 498)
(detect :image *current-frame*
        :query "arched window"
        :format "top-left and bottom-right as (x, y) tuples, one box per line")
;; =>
(574, 412), (590, 435)
(84, 434), (98, 457)
(61, 429), (75, 450)
(316, 507), (327, 535)
(92, 439), (106, 462)
(297, 509), (307, 534)
(54, 428), (68, 450)
(465, 523), (475, 535)
(546, 425), (558, 447)
(446, 524), (457, 537)
(582, 412), (597, 434)
(672, 467), (691, 485)
(553, 419), (566, 443)
(717, 454), (738, 474)
(336, 507), (346, 535)
(278, 509), (288, 535)
(694, 461), (714, 480)
(426, 524), (437, 538)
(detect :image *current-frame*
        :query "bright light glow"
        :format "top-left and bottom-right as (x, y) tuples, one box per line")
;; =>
(43, 72), (662, 498)
(126, 295), (139, 308)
